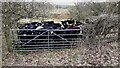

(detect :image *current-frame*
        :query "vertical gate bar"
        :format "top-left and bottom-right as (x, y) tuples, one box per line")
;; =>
(48, 30), (49, 49)
(71, 38), (73, 48)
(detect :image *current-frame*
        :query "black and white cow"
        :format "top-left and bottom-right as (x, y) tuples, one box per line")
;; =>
(18, 22), (42, 45)
(60, 20), (82, 39)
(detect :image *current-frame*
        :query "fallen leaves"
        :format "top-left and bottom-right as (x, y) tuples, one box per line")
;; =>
(2, 41), (118, 66)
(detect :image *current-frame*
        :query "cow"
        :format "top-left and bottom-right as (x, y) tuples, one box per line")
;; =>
(61, 20), (82, 40)
(18, 22), (42, 45)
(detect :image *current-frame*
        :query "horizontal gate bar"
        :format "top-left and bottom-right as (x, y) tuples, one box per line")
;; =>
(17, 34), (82, 36)
(15, 44), (76, 46)
(13, 41), (80, 44)
(10, 29), (81, 31)
(13, 46), (76, 51)
(12, 38), (80, 40)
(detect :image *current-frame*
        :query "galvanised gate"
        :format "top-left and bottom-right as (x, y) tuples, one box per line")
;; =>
(10, 28), (82, 51)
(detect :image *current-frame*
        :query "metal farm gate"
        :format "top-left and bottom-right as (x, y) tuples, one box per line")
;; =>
(10, 29), (82, 51)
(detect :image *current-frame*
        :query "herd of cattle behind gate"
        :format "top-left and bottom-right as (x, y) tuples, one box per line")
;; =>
(12, 20), (83, 50)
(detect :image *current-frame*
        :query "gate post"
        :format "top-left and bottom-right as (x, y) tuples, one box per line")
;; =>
(8, 29), (13, 52)
(3, 28), (12, 52)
